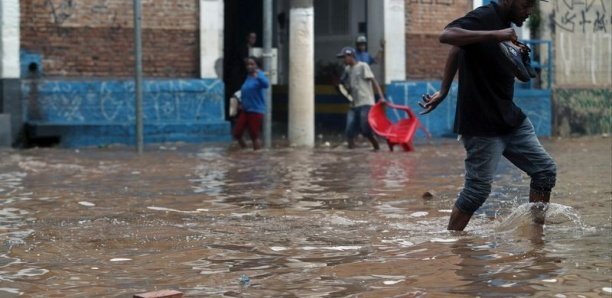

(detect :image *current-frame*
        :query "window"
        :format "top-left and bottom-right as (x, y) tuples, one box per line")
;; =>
(314, 0), (350, 36)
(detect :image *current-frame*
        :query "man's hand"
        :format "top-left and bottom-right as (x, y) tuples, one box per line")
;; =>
(494, 28), (517, 42)
(418, 91), (446, 115)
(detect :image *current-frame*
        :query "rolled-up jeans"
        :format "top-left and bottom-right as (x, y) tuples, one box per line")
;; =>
(455, 118), (557, 214)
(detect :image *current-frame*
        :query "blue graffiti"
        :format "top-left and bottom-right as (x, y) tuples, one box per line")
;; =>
(22, 79), (225, 123)
(20, 78), (230, 147)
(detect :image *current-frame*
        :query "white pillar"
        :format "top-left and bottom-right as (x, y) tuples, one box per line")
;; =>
(383, 0), (406, 84)
(200, 0), (224, 79)
(288, 0), (314, 147)
(0, 0), (20, 79)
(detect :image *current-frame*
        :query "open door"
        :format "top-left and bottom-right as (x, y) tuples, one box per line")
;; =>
(223, 0), (263, 120)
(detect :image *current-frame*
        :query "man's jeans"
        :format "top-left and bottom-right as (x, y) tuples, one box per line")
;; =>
(456, 118), (557, 214)
(346, 105), (374, 139)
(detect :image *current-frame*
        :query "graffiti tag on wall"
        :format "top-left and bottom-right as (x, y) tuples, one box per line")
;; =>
(551, 0), (612, 86)
(553, 0), (609, 33)
(22, 79), (225, 123)
(45, 0), (76, 25)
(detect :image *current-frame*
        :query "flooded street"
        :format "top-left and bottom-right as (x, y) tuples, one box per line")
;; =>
(0, 136), (610, 297)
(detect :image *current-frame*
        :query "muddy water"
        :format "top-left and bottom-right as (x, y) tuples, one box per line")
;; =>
(0, 137), (609, 297)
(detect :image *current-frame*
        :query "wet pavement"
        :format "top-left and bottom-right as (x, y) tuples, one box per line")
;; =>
(0, 136), (610, 297)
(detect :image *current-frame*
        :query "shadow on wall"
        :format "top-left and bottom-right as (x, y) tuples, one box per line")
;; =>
(554, 88), (612, 137)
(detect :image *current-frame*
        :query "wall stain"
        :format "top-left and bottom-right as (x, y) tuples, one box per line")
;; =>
(554, 88), (612, 136)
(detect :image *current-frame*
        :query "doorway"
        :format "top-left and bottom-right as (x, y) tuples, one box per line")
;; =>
(223, 0), (263, 120)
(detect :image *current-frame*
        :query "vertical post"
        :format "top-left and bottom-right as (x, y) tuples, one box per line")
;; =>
(382, 0), (406, 84)
(263, 0), (273, 148)
(133, 0), (144, 154)
(0, 0), (21, 146)
(288, 0), (314, 147)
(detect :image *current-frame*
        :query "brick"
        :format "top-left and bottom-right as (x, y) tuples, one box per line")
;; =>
(21, 0), (198, 77)
(405, 0), (471, 79)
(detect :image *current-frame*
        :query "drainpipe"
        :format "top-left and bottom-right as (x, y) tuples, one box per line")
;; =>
(288, 0), (314, 147)
(263, 0), (273, 148)
(133, 0), (144, 153)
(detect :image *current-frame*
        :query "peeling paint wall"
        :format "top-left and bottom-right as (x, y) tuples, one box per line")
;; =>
(542, 0), (612, 87)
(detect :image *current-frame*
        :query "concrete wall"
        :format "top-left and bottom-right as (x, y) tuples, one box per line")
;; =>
(20, 0), (199, 77)
(22, 78), (230, 147)
(535, 0), (611, 136)
(541, 0), (612, 87)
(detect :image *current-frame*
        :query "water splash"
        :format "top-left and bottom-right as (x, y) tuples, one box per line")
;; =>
(496, 203), (588, 232)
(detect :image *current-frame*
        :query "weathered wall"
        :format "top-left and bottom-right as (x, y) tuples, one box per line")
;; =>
(20, 0), (199, 77)
(536, 0), (611, 136)
(405, 0), (471, 79)
(22, 78), (230, 147)
(542, 0), (612, 87)
(553, 88), (611, 136)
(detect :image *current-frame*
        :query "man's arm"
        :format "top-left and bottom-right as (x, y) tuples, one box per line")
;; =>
(419, 46), (460, 114)
(439, 27), (517, 46)
(369, 77), (385, 102)
(256, 71), (270, 88)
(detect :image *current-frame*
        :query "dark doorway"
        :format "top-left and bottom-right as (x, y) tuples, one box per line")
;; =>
(223, 0), (263, 120)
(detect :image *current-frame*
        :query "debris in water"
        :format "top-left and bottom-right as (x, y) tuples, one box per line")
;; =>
(409, 211), (428, 217)
(383, 280), (404, 285)
(430, 238), (458, 243)
(239, 274), (251, 286)
(422, 191), (435, 200)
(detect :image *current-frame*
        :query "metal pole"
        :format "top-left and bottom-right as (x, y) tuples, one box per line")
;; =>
(133, 0), (144, 154)
(263, 0), (273, 148)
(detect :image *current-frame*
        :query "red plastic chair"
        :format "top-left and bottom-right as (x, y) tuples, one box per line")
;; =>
(368, 101), (430, 152)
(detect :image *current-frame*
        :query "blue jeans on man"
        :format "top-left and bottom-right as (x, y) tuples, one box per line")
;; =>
(455, 118), (557, 214)
(346, 105), (374, 139)
(346, 105), (380, 150)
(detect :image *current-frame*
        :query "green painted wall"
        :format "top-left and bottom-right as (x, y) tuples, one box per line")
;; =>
(553, 88), (611, 136)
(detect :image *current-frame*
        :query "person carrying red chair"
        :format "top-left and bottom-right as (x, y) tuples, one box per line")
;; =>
(336, 47), (386, 150)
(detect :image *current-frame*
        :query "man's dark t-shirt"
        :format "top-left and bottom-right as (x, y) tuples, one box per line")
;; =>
(446, 2), (526, 136)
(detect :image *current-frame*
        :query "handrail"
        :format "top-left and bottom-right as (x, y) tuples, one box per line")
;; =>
(520, 39), (553, 90)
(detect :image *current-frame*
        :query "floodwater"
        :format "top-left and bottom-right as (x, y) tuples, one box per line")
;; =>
(0, 136), (610, 297)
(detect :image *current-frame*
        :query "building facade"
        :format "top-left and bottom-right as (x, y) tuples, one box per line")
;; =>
(0, 0), (579, 147)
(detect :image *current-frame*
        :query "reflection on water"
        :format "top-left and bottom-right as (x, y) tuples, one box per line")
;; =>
(0, 137), (609, 296)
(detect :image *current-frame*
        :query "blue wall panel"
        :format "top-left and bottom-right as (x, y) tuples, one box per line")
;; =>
(386, 81), (551, 137)
(21, 78), (230, 147)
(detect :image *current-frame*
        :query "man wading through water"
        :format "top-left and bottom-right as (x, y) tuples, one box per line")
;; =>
(419, 0), (557, 231)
